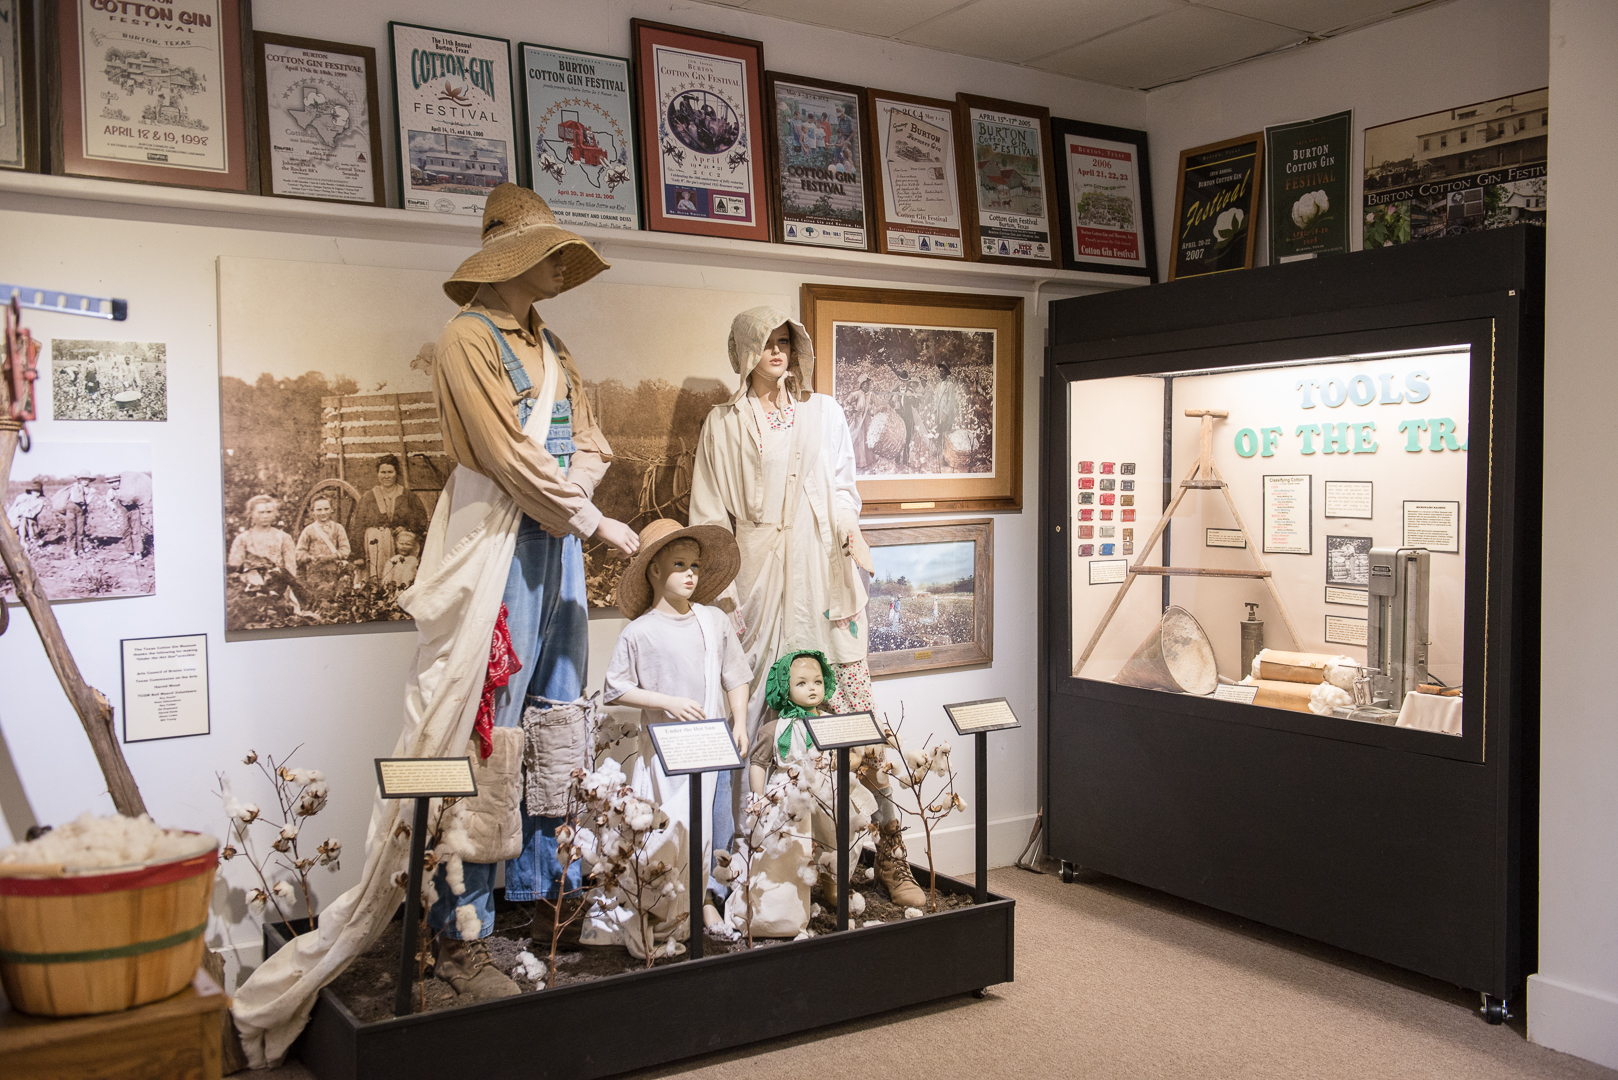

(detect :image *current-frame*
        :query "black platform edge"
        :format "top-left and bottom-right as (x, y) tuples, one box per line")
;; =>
(268, 861), (1014, 1080)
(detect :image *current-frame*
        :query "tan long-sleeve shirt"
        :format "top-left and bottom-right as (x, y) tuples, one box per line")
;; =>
(433, 286), (612, 539)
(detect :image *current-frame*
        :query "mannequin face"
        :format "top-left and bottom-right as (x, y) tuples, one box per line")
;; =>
(752, 324), (792, 387)
(516, 252), (566, 301)
(650, 538), (701, 603)
(787, 656), (825, 710)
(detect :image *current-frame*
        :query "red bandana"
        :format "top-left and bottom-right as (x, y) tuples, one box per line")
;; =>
(474, 603), (522, 759)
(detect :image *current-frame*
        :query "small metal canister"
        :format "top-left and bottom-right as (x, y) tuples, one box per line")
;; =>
(1240, 602), (1265, 677)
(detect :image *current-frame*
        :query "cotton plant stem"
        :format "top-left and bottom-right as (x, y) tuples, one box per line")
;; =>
(0, 427), (147, 817)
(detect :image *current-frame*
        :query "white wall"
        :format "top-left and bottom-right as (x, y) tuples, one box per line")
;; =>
(0, 0), (1142, 973)
(1145, 0), (1551, 270)
(1527, 0), (1618, 1069)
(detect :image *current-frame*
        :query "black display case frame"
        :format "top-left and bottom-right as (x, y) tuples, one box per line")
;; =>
(1040, 227), (1543, 1014)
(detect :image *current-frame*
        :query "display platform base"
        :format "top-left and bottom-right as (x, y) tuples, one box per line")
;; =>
(267, 861), (1014, 1080)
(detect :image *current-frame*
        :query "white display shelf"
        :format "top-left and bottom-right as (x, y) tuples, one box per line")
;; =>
(0, 171), (1148, 294)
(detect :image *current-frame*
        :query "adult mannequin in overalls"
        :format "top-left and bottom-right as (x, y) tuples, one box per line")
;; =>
(426, 184), (640, 997)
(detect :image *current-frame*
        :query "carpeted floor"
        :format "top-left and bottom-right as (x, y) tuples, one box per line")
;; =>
(261, 864), (1616, 1079)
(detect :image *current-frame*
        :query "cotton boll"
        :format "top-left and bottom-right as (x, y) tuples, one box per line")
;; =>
(797, 865), (819, 886)
(1251, 650), (1267, 680)
(1309, 682), (1353, 716)
(903, 907), (923, 919)
(903, 748), (929, 772)
(931, 743), (952, 777)
(1323, 657), (1360, 692)
(515, 951), (547, 984)
(810, 903), (823, 918)
(454, 904), (482, 941)
(444, 852), (466, 896)
(248, 888), (269, 914)
(849, 892), (866, 915)
(422, 878), (439, 907)
(271, 880), (295, 901)
(793, 930), (811, 941)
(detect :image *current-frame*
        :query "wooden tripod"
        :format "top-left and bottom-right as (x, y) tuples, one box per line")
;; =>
(1, 300), (147, 817)
(1073, 408), (1301, 677)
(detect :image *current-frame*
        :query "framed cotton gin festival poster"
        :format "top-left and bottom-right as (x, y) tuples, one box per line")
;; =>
(254, 32), (386, 206)
(765, 70), (873, 250)
(48, 0), (253, 191)
(632, 19), (769, 243)
(866, 87), (968, 259)
(957, 92), (1058, 268)
(1049, 116), (1156, 279)
(1169, 131), (1262, 281)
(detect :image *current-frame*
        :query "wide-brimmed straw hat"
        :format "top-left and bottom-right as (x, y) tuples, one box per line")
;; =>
(617, 519), (741, 620)
(443, 184), (611, 306)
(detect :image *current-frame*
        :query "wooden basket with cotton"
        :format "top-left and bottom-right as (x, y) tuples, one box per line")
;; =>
(0, 838), (217, 1016)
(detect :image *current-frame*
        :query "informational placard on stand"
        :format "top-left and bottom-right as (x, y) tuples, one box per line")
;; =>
(1213, 683), (1260, 705)
(646, 719), (743, 776)
(803, 710), (885, 750)
(375, 757), (478, 799)
(1262, 474), (1312, 554)
(944, 697), (1020, 735)
(121, 634), (210, 742)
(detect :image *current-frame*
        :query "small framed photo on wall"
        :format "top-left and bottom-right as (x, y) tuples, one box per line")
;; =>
(1169, 131), (1263, 281)
(863, 518), (993, 676)
(254, 32), (385, 206)
(1049, 116), (1156, 279)
(764, 70), (873, 250)
(957, 92), (1059, 269)
(632, 19), (770, 243)
(47, 0), (255, 192)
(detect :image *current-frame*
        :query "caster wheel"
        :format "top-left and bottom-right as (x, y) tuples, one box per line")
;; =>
(971, 988), (988, 1000)
(1059, 861), (1075, 884)
(1480, 994), (1508, 1025)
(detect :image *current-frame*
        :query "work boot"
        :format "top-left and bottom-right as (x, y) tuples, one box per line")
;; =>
(531, 895), (585, 949)
(814, 867), (839, 910)
(875, 821), (927, 909)
(432, 937), (520, 1002)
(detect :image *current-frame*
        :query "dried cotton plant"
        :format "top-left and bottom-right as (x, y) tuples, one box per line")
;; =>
(872, 708), (965, 912)
(218, 748), (342, 935)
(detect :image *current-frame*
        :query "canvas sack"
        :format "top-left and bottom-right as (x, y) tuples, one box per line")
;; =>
(522, 694), (599, 817)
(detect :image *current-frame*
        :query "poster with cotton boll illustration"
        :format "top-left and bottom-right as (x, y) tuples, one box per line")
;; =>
(1266, 111), (1352, 264)
(1169, 132), (1263, 281)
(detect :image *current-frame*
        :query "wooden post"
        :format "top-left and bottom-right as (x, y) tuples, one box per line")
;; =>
(0, 425), (147, 817)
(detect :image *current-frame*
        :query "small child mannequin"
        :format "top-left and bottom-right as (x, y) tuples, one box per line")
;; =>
(590, 519), (751, 953)
(749, 652), (834, 796)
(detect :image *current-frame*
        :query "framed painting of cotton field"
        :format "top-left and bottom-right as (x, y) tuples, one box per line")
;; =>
(862, 518), (992, 676)
(801, 283), (1022, 515)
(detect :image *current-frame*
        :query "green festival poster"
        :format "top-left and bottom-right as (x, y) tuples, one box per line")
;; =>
(1266, 111), (1352, 263)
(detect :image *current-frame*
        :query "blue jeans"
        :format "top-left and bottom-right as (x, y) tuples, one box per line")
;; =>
(429, 517), (589, 940)
(709, 769), (737, 900)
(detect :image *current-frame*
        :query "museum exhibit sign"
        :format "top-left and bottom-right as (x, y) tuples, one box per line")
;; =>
(1042, 226), (1543, 1021)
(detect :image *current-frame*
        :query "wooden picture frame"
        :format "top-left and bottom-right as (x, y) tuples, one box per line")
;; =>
(956, 92), (1059, 269)
(1049, 116), (1156, 280)
(1, 0), (40, 171)
(864, 87), (970, 260)
(864, 518), (993, 676)
(519, 41), (641, 230)
(631, 19), (769, 243)
(1168, 131), (1262, 281)
(803, 283), (1022, 514)
(253, 31), (385, 207)
(46, 0), (255, 192)
(388, 21), (518, 218)
(764, 70), (873, 251)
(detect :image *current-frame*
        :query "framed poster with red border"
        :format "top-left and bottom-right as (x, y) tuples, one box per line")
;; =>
(956, 92), (1059, 269)
(631, 19), (769, 243)
(764, 70), (873, 251)
(1049, 116), (1157, 280)
(47, 0), (254, 192)
(865, 87), (970, 260)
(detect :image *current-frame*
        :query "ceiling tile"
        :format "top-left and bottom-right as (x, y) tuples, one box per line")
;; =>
(1189, 0), (1406, 34)
(739, 0), (969, 39)
(896, 0), (1182, 65)
(1031, 5), (1306, 88)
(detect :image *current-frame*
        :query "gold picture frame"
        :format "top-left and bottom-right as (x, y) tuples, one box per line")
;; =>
(802, 283), (1022, 514)
(864, 518), (992, 676)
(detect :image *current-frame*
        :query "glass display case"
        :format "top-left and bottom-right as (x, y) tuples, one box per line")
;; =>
(1068, 345), (1470, 739)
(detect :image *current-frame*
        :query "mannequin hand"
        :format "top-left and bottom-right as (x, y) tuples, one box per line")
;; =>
(664, 697), (707, 723)
(594, 516), (639, 558)
(731, 722), (749, 758)
(844, 527), (874, 573)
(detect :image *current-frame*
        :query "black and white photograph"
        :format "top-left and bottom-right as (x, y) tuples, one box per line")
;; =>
(2, 441), (154, 602)
(219, 257), (458, 631)
(832, 322), (995, 480)
(1326, 535), (1373, 588)
(51, 338), (167, 421)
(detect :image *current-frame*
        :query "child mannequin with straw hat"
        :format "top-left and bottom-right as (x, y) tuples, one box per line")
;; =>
(584, 519), (751, 951)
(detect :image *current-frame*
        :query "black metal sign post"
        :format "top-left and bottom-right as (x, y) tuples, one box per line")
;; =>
(646, 719), (747, 962)
(943, 698), (1022, 906)
(375, 757), (480, 1017)
(803, 711), (886, 933)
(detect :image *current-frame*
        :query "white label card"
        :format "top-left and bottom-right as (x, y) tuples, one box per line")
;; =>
(1403, 500), (1460, 553)
(121, 634), (210, 742)
(1323, 480), (1374, 519)
(1325, 586), (1369, 607)
(1088, 559), (1128, 585)
(647, 719), (742, 775)
(1213, 683), (1259, 705)
(1205, 528), (1246, 549)
(1324, 615), (1369, 647)
(1263, 474), (1312, 554)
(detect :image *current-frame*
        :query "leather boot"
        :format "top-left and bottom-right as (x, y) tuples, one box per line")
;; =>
(531, 895), (584, 949)
(432, 938), (520, 1002)
(814, 867), (839, 910)
(875, 821), (927, 909)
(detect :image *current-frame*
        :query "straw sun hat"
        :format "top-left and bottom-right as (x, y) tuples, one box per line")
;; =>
(616, 519), (741, 620)
(442, 184), (611, 306)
